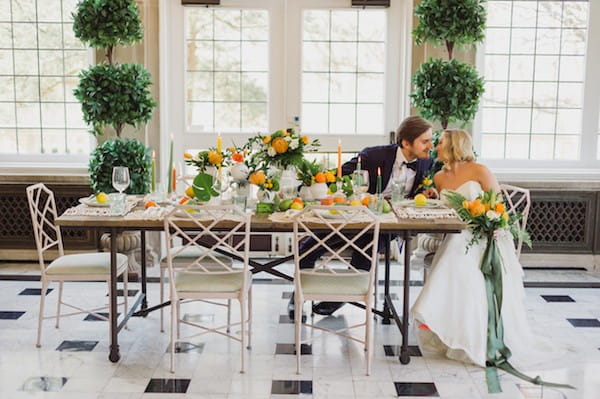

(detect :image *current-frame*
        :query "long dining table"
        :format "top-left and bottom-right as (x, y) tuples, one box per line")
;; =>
(55, 205), (465, 365)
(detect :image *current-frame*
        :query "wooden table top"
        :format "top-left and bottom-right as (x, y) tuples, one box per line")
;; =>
(55, 207), (466, 234)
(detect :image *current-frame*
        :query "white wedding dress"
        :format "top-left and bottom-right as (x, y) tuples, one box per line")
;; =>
(411, 180), (551, 368)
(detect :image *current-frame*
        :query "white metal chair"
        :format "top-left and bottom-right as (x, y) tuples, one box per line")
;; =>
(499, 183), (531, 258)
(158, 175), (233, 332)
(26, 183), (129, 347)
(163, 204), (252, 373)
(292, 205), (380, 376)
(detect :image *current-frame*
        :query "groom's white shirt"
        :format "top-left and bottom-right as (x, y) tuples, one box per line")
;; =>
(382, 147), (416, 197)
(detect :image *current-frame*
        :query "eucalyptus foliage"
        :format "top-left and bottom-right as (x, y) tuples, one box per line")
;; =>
(89, 138), (151, 195)
(411, 58), (485, 130)
(73, 0), (143, 53)
(74, 63), (156, 137)
(413, 0), (486, 59)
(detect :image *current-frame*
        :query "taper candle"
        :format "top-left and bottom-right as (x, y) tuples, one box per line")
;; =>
(337, 138), (342, 178)
(356, 155), (361, 171)
(151, 150), (156, 192)
(376, 166), (382, 195)
(167, 134), (174, 194)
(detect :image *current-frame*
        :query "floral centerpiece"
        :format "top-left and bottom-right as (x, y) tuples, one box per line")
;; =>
(444, 189), (573, 393)
(248, 169), (280, 213)
(247, 128), (320, 171)
(183, 148), (232, 202)
(295, 159), (335, 200)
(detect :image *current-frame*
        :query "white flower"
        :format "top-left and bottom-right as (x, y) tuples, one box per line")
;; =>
(267, 147), (276, 157)
(284, 136), (292, 143)
(486, 210), (500, 220)
(289, 138), (299, 150)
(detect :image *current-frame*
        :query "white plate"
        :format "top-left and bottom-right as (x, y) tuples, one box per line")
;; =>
(398, 199), (443, 208)
(312, 208), (348, 219)
(79, 195), (109, 207)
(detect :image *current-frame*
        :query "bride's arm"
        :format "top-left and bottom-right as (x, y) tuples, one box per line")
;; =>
(477, 164), (501, 193)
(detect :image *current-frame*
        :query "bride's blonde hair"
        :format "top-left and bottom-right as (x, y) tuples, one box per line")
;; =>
(440, 129), (476, 169)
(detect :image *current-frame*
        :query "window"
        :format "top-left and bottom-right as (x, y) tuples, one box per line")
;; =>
(163, 0), (408, 153)
(185, 8), (269, 133)
(479, 0), (590, 161)
(0, 0), (91, 158)
(301, 9), (386, 135)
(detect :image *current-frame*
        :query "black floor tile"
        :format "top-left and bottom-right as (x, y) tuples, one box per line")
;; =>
(19, 288), (53, 296)
(383, 345), (422, 357)
(83, 312), (119, 321)
(394, 382), (439, 397)
(271, 380), (312, 395)
(0, 311), (26, 320)
(22, 377), (67, 392)
(167, 342), (205, 354)
(567, 318), (600, 327)
(56, 340), (98, 352)
(541, 295), (575, 303)
(275, 343), (312, 355)
(106, 289), (139, 297)
(144, 378), (190, 393)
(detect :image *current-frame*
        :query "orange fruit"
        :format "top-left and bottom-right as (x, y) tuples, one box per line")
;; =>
(361, 196), (370, 206)
(333, 196), (346, 204)
(320, 197), (334, 206)
(145, 201), (157, 209)
(292, 197), (303, 204)
(272, 137), (289, 154)
(179, 197), (189, 205)
(314, 172), (326, 183)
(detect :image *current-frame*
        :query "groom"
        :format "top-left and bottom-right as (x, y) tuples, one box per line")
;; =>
(288, 116), (435, 319)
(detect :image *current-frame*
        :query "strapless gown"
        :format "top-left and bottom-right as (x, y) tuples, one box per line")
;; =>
(411, 180), (552, 368)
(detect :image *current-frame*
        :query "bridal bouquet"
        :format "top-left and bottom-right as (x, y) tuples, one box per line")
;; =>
(444, 190), (572, 394)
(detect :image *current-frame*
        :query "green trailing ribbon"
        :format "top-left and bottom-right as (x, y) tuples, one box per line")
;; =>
(480, 235), (575, 393)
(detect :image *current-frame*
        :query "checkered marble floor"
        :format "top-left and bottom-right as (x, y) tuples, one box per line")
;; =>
(0, 265), (599, 398)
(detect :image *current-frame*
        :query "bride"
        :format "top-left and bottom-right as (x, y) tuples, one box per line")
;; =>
(411, 129), (549, 369)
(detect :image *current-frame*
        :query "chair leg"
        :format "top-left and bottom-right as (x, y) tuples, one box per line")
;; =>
(295, 293), (302, 375)
(365, 301), (373, 376)
(226, 299), (231, 333)
(373, 263), (379, 311)
(247, 287), (252, 350)
(239, 298), (246, 374)
(160, 266), (165, 333)
(176, 298), (181, 340)
(36, 279), (48, 348)
(55, 281), (63, 328)
(170, 298), (176, 373)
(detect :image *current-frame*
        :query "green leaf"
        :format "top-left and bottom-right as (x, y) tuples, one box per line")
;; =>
(192, 173), (219, 202)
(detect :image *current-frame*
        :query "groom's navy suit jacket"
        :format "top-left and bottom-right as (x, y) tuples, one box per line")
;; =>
(341, 144), (434, 198)
(298, 144), (435, 271)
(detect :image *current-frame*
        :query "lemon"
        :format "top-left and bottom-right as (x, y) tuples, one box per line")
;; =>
(414, 193), (427, 207)
(290, 202), (304, 210)
(185, 185), (195, 198)
(95, 192), (108, 204)
(350, 200), (362, 206)
(329, 209), (339, 215)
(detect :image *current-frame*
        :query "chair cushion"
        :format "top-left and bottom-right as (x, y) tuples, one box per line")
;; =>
(162, 246), (233, 268)
(174, 270), (251, 293)
(300, 269), (371, 296)
(46, 253), (128, 276)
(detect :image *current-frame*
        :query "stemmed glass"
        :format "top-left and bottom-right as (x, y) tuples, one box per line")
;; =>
(112, 166), (130, 194)
(352, 170), (370, 196)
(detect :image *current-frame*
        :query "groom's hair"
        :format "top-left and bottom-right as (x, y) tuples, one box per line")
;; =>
(396, 116), (432, 147)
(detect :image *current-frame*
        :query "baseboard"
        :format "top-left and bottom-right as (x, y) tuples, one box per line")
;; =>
(520, 253), (599, 271)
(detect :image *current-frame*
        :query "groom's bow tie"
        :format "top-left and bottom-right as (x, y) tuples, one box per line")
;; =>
(402, 161), (417, 171)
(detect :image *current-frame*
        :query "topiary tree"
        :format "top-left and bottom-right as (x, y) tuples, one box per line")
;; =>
(410, 0), (486, 130)
(413, 0), (486, 60)
(73, 0), (156, 138)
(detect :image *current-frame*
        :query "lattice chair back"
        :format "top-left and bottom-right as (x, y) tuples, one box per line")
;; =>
(26, 183), (65, 271)
(292, 205), (381, 298)
(163, 204), (252, 296)
(500, 183), (531, 258)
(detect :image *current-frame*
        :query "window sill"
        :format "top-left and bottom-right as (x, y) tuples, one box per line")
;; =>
(0, 162), (89, 184)
(493, 167), (600, 190)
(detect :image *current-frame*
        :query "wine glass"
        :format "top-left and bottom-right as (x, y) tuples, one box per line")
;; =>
(352, 170), (370, 195)
(112, 166), (130, 194)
